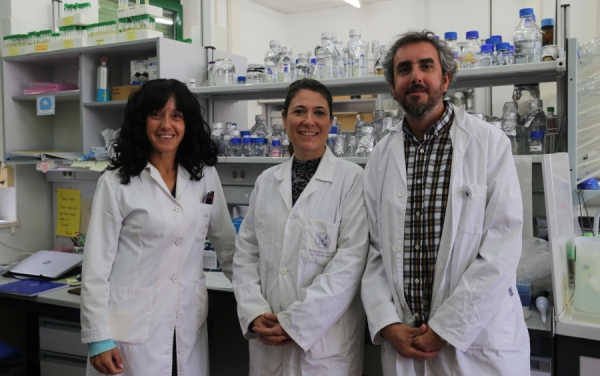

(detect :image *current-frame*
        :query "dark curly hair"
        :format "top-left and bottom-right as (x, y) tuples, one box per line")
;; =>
(108, 79), (218, 184)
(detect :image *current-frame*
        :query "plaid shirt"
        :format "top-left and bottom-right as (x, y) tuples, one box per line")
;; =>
(402, 102), (454, 327)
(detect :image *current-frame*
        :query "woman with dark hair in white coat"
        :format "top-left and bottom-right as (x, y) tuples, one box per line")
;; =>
(233, 78), (369, 376)
(80, 79), (236, 376)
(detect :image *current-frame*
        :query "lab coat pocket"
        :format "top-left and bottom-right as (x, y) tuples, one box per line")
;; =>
(457, 183), (488, 235)
(196, 277), (209, 328)
(301, 219), (340, 267)
(108, 284), (155, 344)
(196, 203), (212, 241)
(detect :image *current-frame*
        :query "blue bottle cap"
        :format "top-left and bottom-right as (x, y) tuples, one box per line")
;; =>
(519, 8), (534, 17)
(497, 42), (510, 51)
(577, 177), (600, 190)
(480, 44), (494, 52)
(232, 122), (237, 126)
(272, 139), (281, 146)
(310, 58), (317, 64)
(230, 138), (241, 144)
(491, 35), (503, 42)
(240, 130), (251, 137)
(251, 137), (262, 143)
(444, 32), (457, 40)
(530, 130), (545, 139)
(509, 45), (515, 52)
(541, 18), (554, 27)
(329, 126), (338, 134)
(466, 31), (479, 39)
(485, 38), (500, 46)
(242, 137), (252, 144)
(237, 76), (246, 83)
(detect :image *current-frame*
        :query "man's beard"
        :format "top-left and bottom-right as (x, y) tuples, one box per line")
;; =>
(399, 80), (444, 120)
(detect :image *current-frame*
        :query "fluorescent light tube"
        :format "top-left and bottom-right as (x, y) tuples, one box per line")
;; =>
(344, 0), (361, 8)
(155, 17), (174, 25)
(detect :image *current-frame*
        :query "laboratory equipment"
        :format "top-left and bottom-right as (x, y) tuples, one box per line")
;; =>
(462, 31), (480, 68)
(541, 18), (554, 46)
(513, 8), (542, 64)
(251, 114), (269, 138)
(241, 137), (252, 157)
(317, 32), (334, 79)
(374, 44), (387, 75)
(96, 57), (110, 102)
(229, 138), (241, 156)
(513, 84), (540, 119)
(281, 132), (290, 158)
(246, 64), (265, 84)
(495, 42), (511, 65)
(333, 134), (346, 157)
(477, 44), (494, 67)
(237, 76), (246, 85)
(371, 110), (384, 140)
(444, 32), (461, 67)
(529, 130), (544, 155)
(534, 291), (549, 323)
(210, 122), (225, 154)
(264, 40), (281, 83)
(501, 101), (520, 154)
(356, 126), (375, 157)
(542, 45), (559, 61)
(347, 29), (367, 77)
(294, 53), (311, 80)
(278, 46), (294, 82)
(345, 135), (356, 157)
(207, 61), (215, 86)
(574, 222), (600, 315)
(270, 139), (282, 157)
(213, 58), (236, 86)
(370, 40), (380, 75)
(332, 36), (345, 78)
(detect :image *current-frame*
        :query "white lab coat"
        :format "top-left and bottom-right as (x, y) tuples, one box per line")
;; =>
(233, 147), (369, 376)
(81, 163), (236, 376)
(361, 106), (530, 376)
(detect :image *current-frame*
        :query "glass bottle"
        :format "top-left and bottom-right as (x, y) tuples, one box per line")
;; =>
(496, 42), (511, 65)
(501, 102), (520, 155)
(230, 138), (242, 156)
(327, 126), (338, 151)
(462, 31), (480, 68)
(210, 123), (224, 154)
(347, 29), (367, 77)
(513, 8), (542, 64)
(522, 99), (547, 154)
(477, 44), (494, 67)
(222, 134), (232, 156)
(264, 40), (281, 83)
(529, 130), (544, 154)
(241, 137), (252, 157)
(371, 110), (385, 140)
(374, 44), (386, 75)
(251, 114), (269, 138)
(318, 32), (335, 80)
(228, 122), (241, 139)
(270, 139), (282, 157)
(332, 36), (345, 79)
(370, 40), (380, 76)
(295, 53), (311, 80)
(541, 18), (554, 46)
(278, 46), (294, 82)
(281, 132), (290, 158)
(444, 32), (461, 67)
(252, 138), (263, 157)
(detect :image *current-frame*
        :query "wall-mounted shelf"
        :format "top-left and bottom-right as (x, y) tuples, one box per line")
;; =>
(12, 90), (80, 103)
(83, 100), (127, 108)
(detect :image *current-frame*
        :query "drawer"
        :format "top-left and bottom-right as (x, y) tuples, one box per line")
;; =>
(39, 317), (87, 357)
(40, 351), (86, 376)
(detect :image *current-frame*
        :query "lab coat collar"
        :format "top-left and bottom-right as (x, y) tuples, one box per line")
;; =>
(145, 162), (191, 201)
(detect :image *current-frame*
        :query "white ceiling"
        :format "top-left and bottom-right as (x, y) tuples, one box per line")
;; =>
(249, 0), (388, 14)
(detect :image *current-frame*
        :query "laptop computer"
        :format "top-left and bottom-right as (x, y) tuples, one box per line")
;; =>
(9, 250), (83, 279)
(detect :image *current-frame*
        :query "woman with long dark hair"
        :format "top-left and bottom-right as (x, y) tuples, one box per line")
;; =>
(81, 79), (236, 376)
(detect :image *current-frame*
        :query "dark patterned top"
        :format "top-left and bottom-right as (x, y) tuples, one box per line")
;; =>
(291, 157), (322, 206)
(402, 102), (454, 327)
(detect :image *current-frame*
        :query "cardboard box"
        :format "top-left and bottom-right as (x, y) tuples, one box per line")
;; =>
(111, 85), (141, 101)
(334, 112), (374, 131)
(131, 59), (149, 85)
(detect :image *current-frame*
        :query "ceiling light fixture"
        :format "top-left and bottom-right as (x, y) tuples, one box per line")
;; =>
(155, 17), (174, 25)
(343, 0), (361, 8)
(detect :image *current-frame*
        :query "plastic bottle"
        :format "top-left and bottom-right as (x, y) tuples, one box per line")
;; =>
(270, 139), (282, 157)
(513, 8), (542, 64)
(444, 32), (461, 67)
(347, 29), (367, 77)
(462, 31), (480, 68)
(295, 53), (311, 80)
(535, 291), (549, 323)
(230, 138), (241, 156)
(222, 134), (232, 156)
(327, 126), (338, 151)
(529, 130), (544, 154)
(96, 57), (110, 102)
(545, 107), (558, 153)
(241, 137), (252, 157)
(541, 18), (554, 46)
(332, 36), (345, 79)
(264, 40), (281, 83)
(478, 44), (494, 67)
(309, 58), (317, 79)
(252, 138), (263, 157)
(229, 122), (241, 139)
(318, 32), (335, 79)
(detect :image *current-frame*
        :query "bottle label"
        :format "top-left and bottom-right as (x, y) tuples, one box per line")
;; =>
(530, 145), (542, 152)
(63, 16), (75, 26)
(8, 47), (19, 56)
(35, 44), (49, 52)
(126, 31), (137, 41)
(63, 40), (74, 49)
(271, 150), (281, 157)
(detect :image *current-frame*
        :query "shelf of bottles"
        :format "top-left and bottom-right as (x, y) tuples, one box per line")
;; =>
(191, 61), (563, 102)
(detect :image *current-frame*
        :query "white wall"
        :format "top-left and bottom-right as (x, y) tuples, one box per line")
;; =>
(238, 0), (286, 65)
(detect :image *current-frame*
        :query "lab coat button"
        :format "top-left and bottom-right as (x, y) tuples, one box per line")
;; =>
(414, 278), (420, 284)
(415, 211), (420, 217)
(414, 313), (420, 318)
(176, 239), (184, 246)
(280, 268), (288, 275)
(176, 311), (183, 318)
(392, 244), (400, 252)
(416, 179), (422, 184)
(415, 245), (420, 250)
(397, 190), (405, 197)
(172, 276), (179, 283)
(178, 348), (185, 355)
(175, 206), (182, 212)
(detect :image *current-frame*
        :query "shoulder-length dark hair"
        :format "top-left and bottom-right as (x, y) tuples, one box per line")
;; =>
(282, 78), (334, 156)
(108, 79), (218, 184)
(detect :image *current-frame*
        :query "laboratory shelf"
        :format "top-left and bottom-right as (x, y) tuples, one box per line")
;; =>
(217, 156), (369, 165)
(257, 98), (377, 105)
(193, 61), (563, 101)
(581, 189), (600, 202)
(12, 90), (80, 102)
(83, 100), (127, 108)
(525, 303), (554, 337)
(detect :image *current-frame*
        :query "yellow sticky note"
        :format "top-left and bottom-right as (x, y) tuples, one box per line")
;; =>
(95, 38), (105, 46)
(126, 31), (136, 41)
(63, 16), (75, 26)
(56, 188), (81, 237)
(8, 47), (19, 56)
(89, 161), (108, 172)
(63, 40), (74, 49)
(35, 44), (49, 52)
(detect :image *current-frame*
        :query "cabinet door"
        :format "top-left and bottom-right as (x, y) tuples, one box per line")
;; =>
(39, 317), (87, 357)
(40, 351), (86, 376)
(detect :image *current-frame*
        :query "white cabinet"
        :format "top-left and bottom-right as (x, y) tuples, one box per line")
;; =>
(39, 317), (87, 376)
